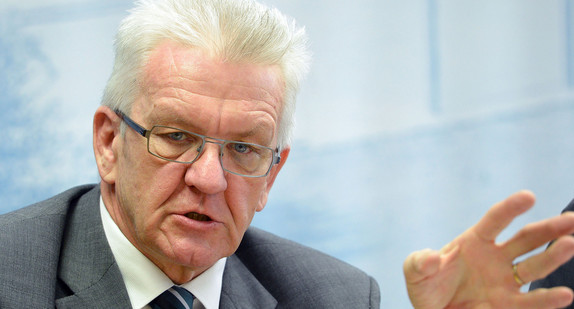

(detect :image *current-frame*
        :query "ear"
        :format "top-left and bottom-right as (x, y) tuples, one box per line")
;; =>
(93, 106), (121, 185)
(256, 147), (290, 212)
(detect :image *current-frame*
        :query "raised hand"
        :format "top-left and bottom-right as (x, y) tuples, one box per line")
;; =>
(404, 191), (574, 309)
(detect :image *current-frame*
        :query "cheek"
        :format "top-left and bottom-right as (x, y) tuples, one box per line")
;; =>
(117, 154), (186, 228)
(125, 145), (185, 195)
(225, 179), (267, 229)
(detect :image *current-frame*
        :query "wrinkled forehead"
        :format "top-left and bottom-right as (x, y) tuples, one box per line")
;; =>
(139, 41), (285, 111)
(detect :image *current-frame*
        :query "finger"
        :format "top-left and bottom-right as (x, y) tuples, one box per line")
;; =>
(403, 249), (441, 284)
(502, 212), (574, 258)
(473, 190), (536, 242)
(511, 287), (573, 309)
(513, 235), (574, 284)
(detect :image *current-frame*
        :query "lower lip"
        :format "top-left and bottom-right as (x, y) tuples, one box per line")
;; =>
(172, 214), (220, 231)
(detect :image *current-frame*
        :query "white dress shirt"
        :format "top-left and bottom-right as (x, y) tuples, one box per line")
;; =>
(100, 197), (226, 309)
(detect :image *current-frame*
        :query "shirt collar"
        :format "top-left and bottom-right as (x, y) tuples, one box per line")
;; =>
(100, 197), (226, 309)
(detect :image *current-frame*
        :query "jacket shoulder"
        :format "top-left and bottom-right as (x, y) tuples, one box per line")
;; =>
(0, 184), (96, 223)
(235, 227), (380, 308)
(0, 184), (98, 308)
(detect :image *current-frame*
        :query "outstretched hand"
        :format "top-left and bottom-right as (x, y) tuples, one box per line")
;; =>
(404, 191), (574, 309)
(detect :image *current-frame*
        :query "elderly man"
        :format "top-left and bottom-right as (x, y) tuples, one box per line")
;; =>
(0, 1), (377, 308)
(2, 0), (574, 308)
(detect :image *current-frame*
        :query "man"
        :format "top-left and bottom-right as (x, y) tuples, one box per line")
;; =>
(529, 199), (574, 309)
(0, 0), (377, 308)
(1, 0), (574, 308)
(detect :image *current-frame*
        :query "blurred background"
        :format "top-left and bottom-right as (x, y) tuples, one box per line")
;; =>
(2, 0), (574, 307)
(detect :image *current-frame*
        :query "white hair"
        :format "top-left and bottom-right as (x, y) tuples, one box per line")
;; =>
(101, 0), (311, 149)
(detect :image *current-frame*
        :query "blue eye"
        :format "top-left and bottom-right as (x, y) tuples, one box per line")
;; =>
(168, 132), (187, 141)
(233, 143), (251, 154)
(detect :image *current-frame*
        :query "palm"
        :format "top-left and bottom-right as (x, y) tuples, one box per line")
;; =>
(404, 191), (574, 309)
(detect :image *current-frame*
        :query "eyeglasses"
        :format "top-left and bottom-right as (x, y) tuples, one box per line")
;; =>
(115, 110), (280, 178)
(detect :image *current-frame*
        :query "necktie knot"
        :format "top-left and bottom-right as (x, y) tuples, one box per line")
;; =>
(149, 286), (195, 309)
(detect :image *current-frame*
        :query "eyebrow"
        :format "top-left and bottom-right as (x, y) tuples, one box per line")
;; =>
(148, 114), (202, 132)
(236, 123), (273, 142)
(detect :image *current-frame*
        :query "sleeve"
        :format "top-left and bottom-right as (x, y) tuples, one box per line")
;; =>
(529, 198), (574, 309)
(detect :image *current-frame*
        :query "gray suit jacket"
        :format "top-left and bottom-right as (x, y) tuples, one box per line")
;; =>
(0, 185), (380, 308)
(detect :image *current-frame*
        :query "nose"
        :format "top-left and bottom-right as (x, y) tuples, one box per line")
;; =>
(184, 142), (227, 194)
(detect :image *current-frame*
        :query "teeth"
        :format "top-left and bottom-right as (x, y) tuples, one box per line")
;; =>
(186, 212), (211, 222)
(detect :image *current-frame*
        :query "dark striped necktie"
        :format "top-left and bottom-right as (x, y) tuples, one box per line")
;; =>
(149, 286), (195, 309)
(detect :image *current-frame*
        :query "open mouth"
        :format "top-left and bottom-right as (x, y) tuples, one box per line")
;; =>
(185, 212), (212, 222)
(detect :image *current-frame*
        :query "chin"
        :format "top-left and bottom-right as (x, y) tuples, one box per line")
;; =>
(170, 241), (229, 269)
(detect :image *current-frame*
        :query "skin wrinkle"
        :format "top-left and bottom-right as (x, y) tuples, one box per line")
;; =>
(156, 76), (280, 109)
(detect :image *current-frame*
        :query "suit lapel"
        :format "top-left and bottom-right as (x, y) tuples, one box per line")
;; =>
(55, 186), (131, 308)
(219, 254), (277, 309)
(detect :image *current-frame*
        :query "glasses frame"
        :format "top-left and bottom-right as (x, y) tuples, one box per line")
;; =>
(115, 110), (281, 178)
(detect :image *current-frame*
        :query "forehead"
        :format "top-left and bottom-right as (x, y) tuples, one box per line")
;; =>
(141, 41), (285, 111)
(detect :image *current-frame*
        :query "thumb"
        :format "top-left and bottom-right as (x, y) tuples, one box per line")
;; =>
(403, 248), (442, 284)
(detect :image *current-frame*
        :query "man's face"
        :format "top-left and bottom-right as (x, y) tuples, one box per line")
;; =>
(100, 41), (287, 282)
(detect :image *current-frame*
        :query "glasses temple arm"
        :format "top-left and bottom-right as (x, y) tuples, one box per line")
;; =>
(115, 109), (148, 137)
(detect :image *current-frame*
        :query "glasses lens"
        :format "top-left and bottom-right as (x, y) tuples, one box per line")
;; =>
(148, 126), (203, 163)
(147, 126), (275, 177)
(221, 142), (274, 177)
